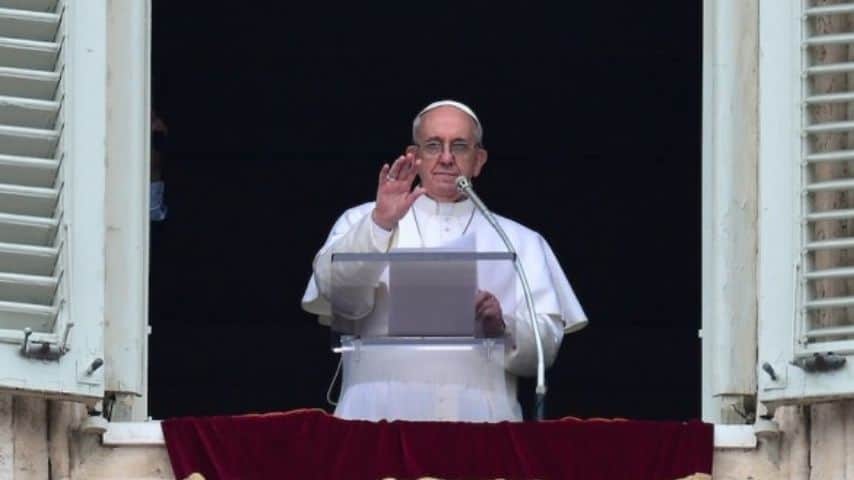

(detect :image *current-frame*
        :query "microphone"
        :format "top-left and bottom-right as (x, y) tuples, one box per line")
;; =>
(456, 176), (548, 421)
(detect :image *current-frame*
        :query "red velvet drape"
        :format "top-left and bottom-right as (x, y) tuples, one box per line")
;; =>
(161, 409), (712, 480)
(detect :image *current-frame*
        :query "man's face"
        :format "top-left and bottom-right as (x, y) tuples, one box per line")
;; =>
(407, 106), (488, 202)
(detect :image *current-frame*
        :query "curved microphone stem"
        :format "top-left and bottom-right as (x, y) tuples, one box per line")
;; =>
(456, 176), (547, 421)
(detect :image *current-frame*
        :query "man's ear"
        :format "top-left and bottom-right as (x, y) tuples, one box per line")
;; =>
(472, 147), (488, 178)
(405, 145), (418, 157)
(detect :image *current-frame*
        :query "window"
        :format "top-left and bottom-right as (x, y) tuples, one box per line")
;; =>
(0, 0), (147, 407)
(757, 0), (854, 407)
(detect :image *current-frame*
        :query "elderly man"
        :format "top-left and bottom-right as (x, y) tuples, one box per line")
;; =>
(302, 100), (587, 422)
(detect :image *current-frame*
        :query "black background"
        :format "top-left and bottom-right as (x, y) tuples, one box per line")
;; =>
(148, 2), (701, 421)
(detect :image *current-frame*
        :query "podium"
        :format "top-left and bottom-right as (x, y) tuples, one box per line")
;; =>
(329, 250), (517, 349)
(328, 251), (520, 421)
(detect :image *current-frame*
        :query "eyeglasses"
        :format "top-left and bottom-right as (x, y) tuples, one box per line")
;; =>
(416, 140), (478, 158)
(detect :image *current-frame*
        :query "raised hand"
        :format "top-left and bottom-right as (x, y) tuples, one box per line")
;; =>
(372, 152), (426, 231)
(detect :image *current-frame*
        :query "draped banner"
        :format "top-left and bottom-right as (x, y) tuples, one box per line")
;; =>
(161, 409), (713, 480)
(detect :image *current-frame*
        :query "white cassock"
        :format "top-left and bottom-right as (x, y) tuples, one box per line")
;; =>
(302, 195), (587, 422)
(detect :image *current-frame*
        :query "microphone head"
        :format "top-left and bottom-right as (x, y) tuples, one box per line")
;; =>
(455, 176), (472, 192)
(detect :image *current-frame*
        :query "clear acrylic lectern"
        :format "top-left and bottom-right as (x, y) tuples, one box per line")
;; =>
(329, 251), (517, 355)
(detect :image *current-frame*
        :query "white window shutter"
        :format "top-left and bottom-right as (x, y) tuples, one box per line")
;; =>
(0, 0), (107, 402)
(759, 0), (854, 407)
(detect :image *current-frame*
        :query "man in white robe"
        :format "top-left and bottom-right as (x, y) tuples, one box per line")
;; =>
(302, 100), (587, 422)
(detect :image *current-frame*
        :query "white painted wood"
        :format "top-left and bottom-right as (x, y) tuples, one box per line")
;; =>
(0, 0), (108, 402)
(702, 0), (759, 423)
(0, 1), (56, 13)
(0, 183), (57, 217)
(808, 61), (854, 75)
(103, 0), (150, 412)
(0, 272), (57, 303)
(806, 178), (854, 191)
(0, 124), (59, 157)
(0, 212), (57, 245)
(0, 8), (59, 42)
(0, 125), (59, 158)
(805, 32), (854, 46)
(807, 149), (854, 162)
(0, 300), (55, 330)
(808, 208), (854, 221)
(0, 94), (59, 129)
(0, 66), (59, 100)
(751, 0), (854, 407)
(0, 154), (58, 186)
(0, 242), (57, 275)
(805, 3), (854, 16)
(0, 37), (58, 71)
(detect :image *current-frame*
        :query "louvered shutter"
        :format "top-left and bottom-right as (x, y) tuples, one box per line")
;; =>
(0, 0), (106, 401)
(759, 0), (854, 406)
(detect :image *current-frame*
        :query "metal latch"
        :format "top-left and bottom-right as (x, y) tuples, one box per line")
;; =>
(19, 323), (74, 360)
(791, 352), (847, 373)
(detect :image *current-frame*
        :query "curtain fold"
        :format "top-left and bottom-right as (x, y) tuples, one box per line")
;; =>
(162, 409), (713, 480)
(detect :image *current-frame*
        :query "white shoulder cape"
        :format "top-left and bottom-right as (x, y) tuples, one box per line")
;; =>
(301, 202), (588, 333)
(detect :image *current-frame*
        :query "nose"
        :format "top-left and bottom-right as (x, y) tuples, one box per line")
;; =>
(438, 149), (455, 166)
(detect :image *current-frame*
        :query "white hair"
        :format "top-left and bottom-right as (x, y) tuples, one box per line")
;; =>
(411, 99), (483, 145)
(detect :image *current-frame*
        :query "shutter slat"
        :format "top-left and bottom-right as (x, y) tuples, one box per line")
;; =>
(804, 266), (854, 281)
(0, 124), (59, 157)
(0, 1), (57, 13)
(0, 212), (56, 245)
(806, 149), (854, 163)
(805, 32), (854, 46)
(0, 66), (58, 100)
(0, 154), (57, 187)
(0, 271), (56, 304)
(0, 241), (57, 276)
(805, 120), (854, 133)
(806, 178), (854, 192)
(0, 37), (58, 71)
(0, 182), (57, 217)
(807, 208), (854, 221)
(805, 296), (854, 310)
(0, 8), (59, 42)
(805, 4), (854, 16)
(0, 0), (63, 336)
(0, 94), (58, 129)
(0, 299), (55, 332)
(806, 323), (854, 339)
(805, 237), (854, 251)
(806, 91), (854, 104)
(807, 61), (854, 75)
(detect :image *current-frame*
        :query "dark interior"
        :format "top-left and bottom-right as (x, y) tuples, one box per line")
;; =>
(148, 2), (701, 421)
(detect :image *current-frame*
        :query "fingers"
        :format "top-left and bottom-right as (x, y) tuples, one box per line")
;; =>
(387, 155), (407, 180)
(387, 153), (419, 182)
(475, 290), (497, 309)
(378, 163), (391, 185)
(399, 153), (420, 182)
(476, 299), (505, 337)
(476, 300), (500, 319)
(475, 290), (489, 309)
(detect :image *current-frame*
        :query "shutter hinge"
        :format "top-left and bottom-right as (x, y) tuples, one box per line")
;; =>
(791, 352), (847, 373)
(19, 322), (74, 361)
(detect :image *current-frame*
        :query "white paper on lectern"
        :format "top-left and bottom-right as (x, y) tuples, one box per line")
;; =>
(388, 233), (478, 336)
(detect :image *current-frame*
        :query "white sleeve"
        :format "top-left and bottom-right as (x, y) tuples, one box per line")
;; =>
(503, 313), (564, 377)
(309, 210), (394, 318)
